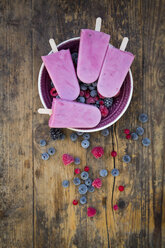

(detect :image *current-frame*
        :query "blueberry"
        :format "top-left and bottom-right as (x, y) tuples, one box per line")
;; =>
(74, 58), (78, 65)
(101, 128), (109, 136)
(78, 184), (88, 194)
(62, 180), (69, 188)
(61, 134), (65, 140)
(41, 152), (49, 160)
(48, 147), (55, 156)
(81, 171), (89, 180)
(70, 132), (78, 142)
(80, 196), (87, 204)
(100, 169), (108, 177)
(56, 95), (60, 99)
(89, 85), (95, 90)
(76, 131), (84, 136)
(51, 81), (54, 88)
(122, 155), (131, 163)
(142, 138), (151, 147)
(139, 113), (148, 123)
(81, 140), (90, 149)
(131, 132), (139, 141)
(136, 127), (144, 136)
(71, 52), (78, 62)
(90, 90), (97, 97)
(77, 96), (85, 103)
(73, 177), (81, 186)
(40, 139), (46, 147)
(85, 178), (92, 186)
(111, 168), (119, 177)
(80, 84), (87, 91)
(74, 157), (81, 165)
(87, 186), (95, 192)
(83, 133), (90, 140)
(92, 81), (98, 87)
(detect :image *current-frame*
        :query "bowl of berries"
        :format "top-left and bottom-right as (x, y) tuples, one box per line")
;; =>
(38, 37), (133, 132)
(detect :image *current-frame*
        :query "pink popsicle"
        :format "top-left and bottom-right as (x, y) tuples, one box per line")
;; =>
(42, 49), (80, 100)
(97, 45), (134, 98)
(49, 99), (101, 128)
(77, 29), (110, 84)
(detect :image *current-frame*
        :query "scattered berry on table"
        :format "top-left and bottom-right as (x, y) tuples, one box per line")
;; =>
(41, 152), (49, 161)
(78, 184), (88, 194)
(86, 97), (95, 104)
(101, 128), (109, 136)
(74, 168), (81, 174)
(81, 171), (89, 180)
(111, 168), (119, 177)
(83, 133), (90, 140)
(73, 177), (81, 185)
(80, 196), (87, 205)
(99, 169), (108, 177)
(77, 96), (85, 103)
(50, 88), (57, 97)
(40, 139), (46, 147)
(142, 138), (151, 147)
(87, 186), (95, 192)
(91, 147), (104, 158)
(126, 134), (131, 139)
(87, 207), (97, 217)
(76, 131), (84, 136)
(84, 166), (90, 172)
(92, 178), (102, 188)
(61, 134), (65, 140)
(74, 157), (81, 165)
(111, 150), (117, 157)
(80, 84), (87, 91)
(113, 204), (118, 210)
(131, 132), (139, 141)
(48, 147), (56, 156)
(139, 113), (148, 123)
(50, 128), (64, 140)
(90, 90), (97, 97)
(85, 178), (92, 186)
(122, 155), (131, 163)
(124, 129), (130, 134)
(136, 126), (144, 136)
(80, 90), (85, 97)
(62, 154), (74, 165)
(118, 185), (124, 192)
(81, 140), (90, 149)
(100, 105), (109, 118)
(70, 132), (78, 142)
(118, 200), (126, 209)
(62, 180), (69, 188)
(72, 199), (78, 205)
(104, 98), (113, 108)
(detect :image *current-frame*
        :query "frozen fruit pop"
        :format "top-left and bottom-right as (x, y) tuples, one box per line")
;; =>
(77, 17), (110, 84)
(38, 99), (101, 128)
(97, 37), (135, 98)
(42, 39), (80, 101)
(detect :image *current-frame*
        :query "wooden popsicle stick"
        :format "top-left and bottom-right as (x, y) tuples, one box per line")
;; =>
(49, 38), (58, 53)
(95, 17), (102, 32)
(38, 108), (52, 115)
(120, 37), (129, 51)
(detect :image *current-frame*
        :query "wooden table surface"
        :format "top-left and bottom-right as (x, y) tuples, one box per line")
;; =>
(0, 0), (165, 247)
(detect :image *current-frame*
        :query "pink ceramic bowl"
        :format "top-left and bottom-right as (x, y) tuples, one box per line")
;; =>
(38, 37), (133, 132)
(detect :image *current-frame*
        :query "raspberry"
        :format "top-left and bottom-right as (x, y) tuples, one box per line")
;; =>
(86, 97), (95, 104)
(73, 200), (78, 205)
(84, 166), (89, 172)
(87, 207), (97, 217)
(94, 96), (99, 101)
(113, 204), (118, 210)
(98, 92), (105, 99)
(84, 90), (90, 98)
(91, 147), (104, 158)
(126, 134), (131, 139)
(92, 178), (102, 188)
(124, 129), (130, 134)
(50, 88), (57, 97)
(100, 105), (109, 118)
(111, 151), (117, 157)
(99, 100), (104, 105)
(62, 154), (74, 165)
(75, 168), (81, 174)
(80, 91), (85, 97)
(118, 185), (124, 192)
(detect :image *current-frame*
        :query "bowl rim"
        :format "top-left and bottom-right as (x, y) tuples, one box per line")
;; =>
(38, 37), (133, 133)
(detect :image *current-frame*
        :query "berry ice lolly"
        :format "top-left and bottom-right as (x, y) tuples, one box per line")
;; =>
(77, 17), (110, 84)
(97, 38), (134, 98)
(48, 99), (101, 128)
(42, 39), (80, 101)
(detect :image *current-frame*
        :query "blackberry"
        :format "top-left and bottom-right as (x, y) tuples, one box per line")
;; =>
(104, 98), (113, 108)
(50, 128), (64, 140)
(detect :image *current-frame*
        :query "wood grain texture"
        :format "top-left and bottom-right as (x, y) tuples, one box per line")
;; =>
(0, 0), (165, 247)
